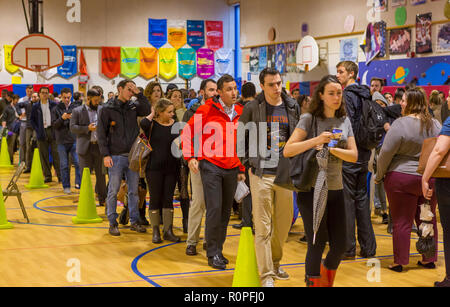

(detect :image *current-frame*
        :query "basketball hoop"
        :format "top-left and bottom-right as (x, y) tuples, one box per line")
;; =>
(31, 64), (49, 72)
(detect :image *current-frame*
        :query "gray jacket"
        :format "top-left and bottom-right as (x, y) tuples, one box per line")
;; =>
(70, 104), (102, 156)
(238, 92), (301, 177)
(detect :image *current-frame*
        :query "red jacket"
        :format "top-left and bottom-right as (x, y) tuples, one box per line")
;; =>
(181, 97), (245, 173)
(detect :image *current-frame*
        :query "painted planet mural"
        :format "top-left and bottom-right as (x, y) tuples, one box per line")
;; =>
(391, 66), (409, 84)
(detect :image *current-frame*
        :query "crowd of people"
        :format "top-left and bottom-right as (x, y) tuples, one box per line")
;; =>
(1, 59), (449, 288)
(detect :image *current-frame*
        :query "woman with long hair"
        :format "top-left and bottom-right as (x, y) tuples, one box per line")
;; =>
(144, 81), (164, 107)
(140, 98), (180, 243)
(284, 75), (358, 287)
(375, 88), (442, 272)
(167, 88), (190, 233)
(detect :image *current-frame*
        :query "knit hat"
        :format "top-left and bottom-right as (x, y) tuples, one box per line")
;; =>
(372, 91), (388, 107)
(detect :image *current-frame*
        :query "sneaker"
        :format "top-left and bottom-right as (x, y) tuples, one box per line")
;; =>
(186, 245), (197, 256)
(262, 278), (275, 287)
(63, 188), (72, 194)
(274, 266), (289, 280)
(109, 225), (120, 236)
(130, 223), (147, 233)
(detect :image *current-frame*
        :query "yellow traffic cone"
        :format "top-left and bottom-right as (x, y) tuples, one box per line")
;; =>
(72, 168), (102, 224)
(0, 136), (14, 168)
(0, 185), (13, 229)
(232, 227), (261, 287)
(25, 148), (49, 189)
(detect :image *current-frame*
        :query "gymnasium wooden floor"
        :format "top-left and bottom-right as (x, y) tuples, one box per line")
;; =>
(0, 160), (446, 287)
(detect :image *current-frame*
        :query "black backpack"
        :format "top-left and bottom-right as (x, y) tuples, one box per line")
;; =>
(356, 99), (387, 150)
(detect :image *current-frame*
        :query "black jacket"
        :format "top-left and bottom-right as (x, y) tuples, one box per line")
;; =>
(1, 102), (17, 131)
(30, 100), (58, 141)
(51, 100), (82, 145)
(238, 92), (301, 177)
(97, 93), (151, 157)
(17, 99), (33, 129)
(343, 83), (372, 163)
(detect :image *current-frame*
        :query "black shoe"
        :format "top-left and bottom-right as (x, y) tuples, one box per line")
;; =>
(342, 254), (356, 260)
(435, 276), (450, 287)
(208, 255), (226, 270)
(109, 225), (120, 236)
(186, 245), (197, 256)
(152, 226), (162, 244)
(418, 261), (436, 269)
(298, 235), (307, 244)
(130, 223), (147, 233)
(24, 169), (31, 174)
(232, 222), (244, 230)
(388, 264), (403, 272)
(219, 254), (229, 264)
(381, 213), (389, 224)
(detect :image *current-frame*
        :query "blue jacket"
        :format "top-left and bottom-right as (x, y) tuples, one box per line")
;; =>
(30, 100), (58, 141)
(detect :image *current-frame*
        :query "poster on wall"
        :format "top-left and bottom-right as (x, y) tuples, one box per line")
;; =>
(391, 0), (406, 7)
(187, 20), (205, 51)
(374, 21), (387, 58)
(437, 23), (450, 52)
(285, 42), (298, 73)
(249, 47), (259, 74)
(275, 44), (286, 74)
(416, 13), (432, 54)
(389, 28), (411, 54)
(148, 18), (167, 49)
(258, 46), (268, 72)
(197, 48), (215, 79)
(411, 0), (427, 5)
(361, 23), (380, 64)
(340, 38), (359, 63)
(374, 0), (388, 12)
(267, 45), (276, 69)
(205, 21), (223, 51)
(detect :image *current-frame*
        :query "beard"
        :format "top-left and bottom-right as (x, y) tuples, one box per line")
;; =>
(88, 103), (98, 111)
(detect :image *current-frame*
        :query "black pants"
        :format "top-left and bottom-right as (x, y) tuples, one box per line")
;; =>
(436, 178), (450, 277)
(241, 167), (253, 227)
(37, 127), (61, 181)
(200, 160), (238, 258)
(147, 169), (177, 210)
(342, 162), (377, 257)
(298, 189), (347, 276)
(78, 143), (107, 203)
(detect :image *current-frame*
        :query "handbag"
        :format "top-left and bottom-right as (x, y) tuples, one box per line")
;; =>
(417, 137), (450, 178)
(274, 116), (319, 192)
(128, 129), (153, 173)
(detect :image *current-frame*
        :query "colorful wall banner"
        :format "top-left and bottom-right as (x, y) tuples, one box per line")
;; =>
(78, 48), (89, 82)
(159, 48), (177, 80)
(197, 48), (215, 79)
(168, 20), (187, 50)
(4, 45), (19, 74)
(121, 47), (140, 79)
(140, 47), (158, 79)
(205, 21), (224, 51)
(178, 48), (196, 80)
(148, 18), (167, 49)
(57, 45), (77, 79)
(101, 47), (121, 79)
(215, 48), (233, 76)
(187, 20), (205, 51)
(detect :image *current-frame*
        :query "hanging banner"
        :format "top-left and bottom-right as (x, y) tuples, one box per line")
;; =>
(159, 48), (177, 80)
(215, 48), (233, 76)
(57, 45), (77, 79)
(121, 47), (140, 79)
(78, 48), (89, 84)
(168, 20), (187, 50)
(178, 48), (196, 80)
(148, 18), (167, 49)
(4, 45), (19, 74)
(101, 47), (121, 79)
(197, 48), (215, 79)
(205, 21), (223, 51)
(259, 46), (268, 72)
(187, 20), (205, 51)
(140, 47), (158, 79)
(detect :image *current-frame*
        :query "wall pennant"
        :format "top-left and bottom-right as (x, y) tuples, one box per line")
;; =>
(159, 48), (177, 80)
(140, 47), (158, 79)
(101, 47), (121, 79)
(205, 21), (224, 51)
(57, 45), (77, 79)
(197, 48), (215, 79)
(215, 48), (233, 77)
(168, 20), (187, 50)
(121, 47), (140, 79)
(3, 45), (19, 74)
(178, 48), (196, 80)
(148, 18), (167, 49)
(187, 20), (205, 51)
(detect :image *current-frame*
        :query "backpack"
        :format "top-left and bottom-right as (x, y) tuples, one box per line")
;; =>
(356, 98), (387, 150)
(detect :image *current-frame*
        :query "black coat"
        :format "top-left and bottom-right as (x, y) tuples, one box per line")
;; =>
(30, 100), (58, 141)
(51, 100), (82, 145)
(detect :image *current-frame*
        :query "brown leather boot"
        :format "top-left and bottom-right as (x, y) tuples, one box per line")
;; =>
(162, 209), (180, 243)
(150, 210), (162, 244)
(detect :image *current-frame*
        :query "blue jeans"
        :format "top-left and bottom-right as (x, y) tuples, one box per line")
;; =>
(106, 155), (140, 226)
(57, 143), (81, 189)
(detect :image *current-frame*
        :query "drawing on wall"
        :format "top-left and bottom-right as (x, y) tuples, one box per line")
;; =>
(437, 23), (450, 52)
(340, 38), (359, 62)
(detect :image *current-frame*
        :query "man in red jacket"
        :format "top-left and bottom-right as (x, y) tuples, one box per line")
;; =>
(181, 74), (245, 270)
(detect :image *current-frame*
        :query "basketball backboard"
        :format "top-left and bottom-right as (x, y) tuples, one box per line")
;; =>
(11, 34), (64, 72)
